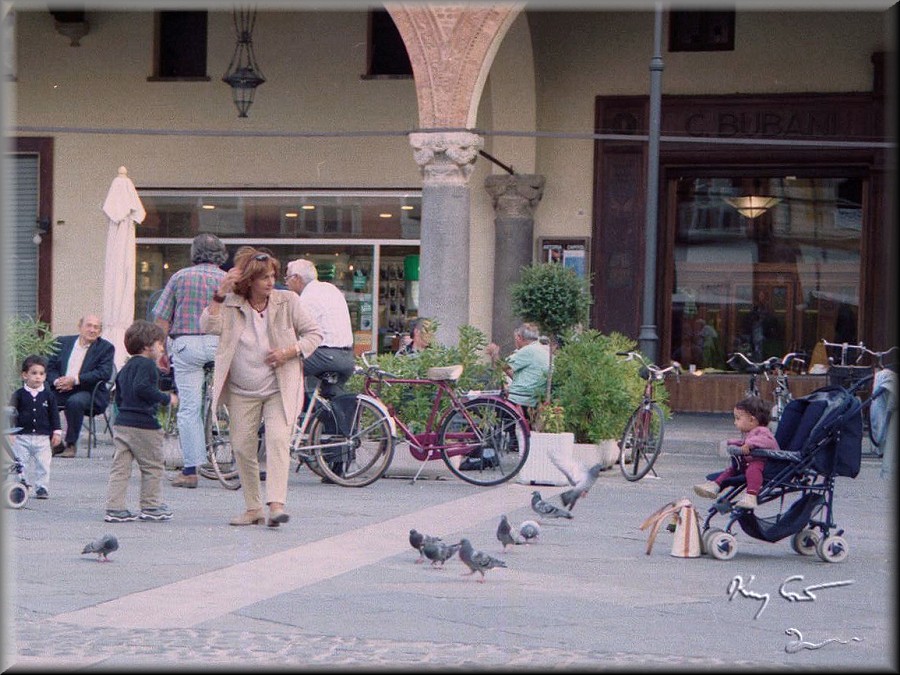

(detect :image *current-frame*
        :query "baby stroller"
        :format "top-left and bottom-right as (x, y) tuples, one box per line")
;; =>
(699, 383), (864, 562)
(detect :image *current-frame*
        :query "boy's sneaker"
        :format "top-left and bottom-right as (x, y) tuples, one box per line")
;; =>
(139, 505), (173, 521)
(105, 509), (139, 523)
(34, 486), (49, 499)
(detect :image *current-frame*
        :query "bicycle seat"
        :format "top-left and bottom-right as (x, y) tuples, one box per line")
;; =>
(425, 365), (463, 381)
(318, 371), (340, 385)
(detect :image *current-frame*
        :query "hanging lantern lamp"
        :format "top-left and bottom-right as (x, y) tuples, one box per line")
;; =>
(222, 7), (265, 118)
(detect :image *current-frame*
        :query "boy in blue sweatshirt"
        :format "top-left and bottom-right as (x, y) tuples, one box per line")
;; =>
(104, 320), (178, 523)
(8, 355), (63, 499)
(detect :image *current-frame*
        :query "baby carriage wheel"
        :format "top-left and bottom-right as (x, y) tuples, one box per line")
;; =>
(701, 527), (724, 556)
(707, 530), (738, 560)
(790, 527), (820, 556)
(4, 481), (28, 509)
(816, 535), (849, 563)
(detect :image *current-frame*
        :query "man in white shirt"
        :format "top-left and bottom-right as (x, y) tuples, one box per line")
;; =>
(285, 259), (356, 397)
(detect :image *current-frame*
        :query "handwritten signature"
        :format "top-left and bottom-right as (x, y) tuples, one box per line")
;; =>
(727, 574), (855, 620)
(784, 627), (863, 653)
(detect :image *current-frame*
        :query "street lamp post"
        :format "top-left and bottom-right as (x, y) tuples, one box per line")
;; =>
(638, 3), (664, 363)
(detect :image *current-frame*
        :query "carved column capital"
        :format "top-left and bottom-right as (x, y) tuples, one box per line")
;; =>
(409, 131), (484, 185)
(484, 174), (546, 219)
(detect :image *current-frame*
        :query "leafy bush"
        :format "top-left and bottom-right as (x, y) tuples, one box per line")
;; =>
(552, 330), (670, 443)
(3, 315), (59, 399)
(510, 263), (590, 341)
(346, 324), (503, 434)
(510, 262), (591, 405)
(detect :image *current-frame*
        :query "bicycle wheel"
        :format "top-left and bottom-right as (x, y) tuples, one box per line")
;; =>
(290, 409), (330, 478)
(618, 402), (665, 481)
(199, 399), (241, 490)
(438, 398), (529, 487)
(309, 397), (394, 487)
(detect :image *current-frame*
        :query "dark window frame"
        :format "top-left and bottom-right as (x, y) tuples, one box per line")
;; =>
(148, 10), (210, 82)
(363, 9), (413, 80)
(668, 10), (735, 53)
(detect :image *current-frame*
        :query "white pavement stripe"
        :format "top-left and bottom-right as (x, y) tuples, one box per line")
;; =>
(50, 482), (564, 629)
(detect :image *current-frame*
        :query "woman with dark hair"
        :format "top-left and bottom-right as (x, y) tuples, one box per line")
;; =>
(201, 248), (322, 527)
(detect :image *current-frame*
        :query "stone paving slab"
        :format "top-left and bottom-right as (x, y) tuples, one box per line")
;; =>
(3, 424), (894, 671)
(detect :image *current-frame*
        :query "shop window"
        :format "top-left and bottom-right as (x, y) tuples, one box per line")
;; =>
(670, 175), (862, 370)
(365, 9), (412, 78)
(150, 11), (209, 80)
(668, 11), (735, 52)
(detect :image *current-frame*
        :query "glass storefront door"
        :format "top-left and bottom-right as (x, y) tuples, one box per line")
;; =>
(670, 175), (863, 370)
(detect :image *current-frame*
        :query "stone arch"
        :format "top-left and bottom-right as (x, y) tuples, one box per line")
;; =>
(385, 3), (524, 129)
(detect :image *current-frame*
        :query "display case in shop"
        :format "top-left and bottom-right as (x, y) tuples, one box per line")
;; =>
(378, 255), (419, 353)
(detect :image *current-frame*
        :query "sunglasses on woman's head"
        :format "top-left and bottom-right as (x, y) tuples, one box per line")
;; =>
(253, 253), (270, 261)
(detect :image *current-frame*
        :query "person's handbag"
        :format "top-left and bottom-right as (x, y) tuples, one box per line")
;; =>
(639, 498), (702, 558)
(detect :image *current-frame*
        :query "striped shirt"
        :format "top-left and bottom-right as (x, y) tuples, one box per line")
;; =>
(152, 263), (226, 336)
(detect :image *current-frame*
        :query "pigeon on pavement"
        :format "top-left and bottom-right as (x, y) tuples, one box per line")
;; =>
(496, 515), (521, 550)
(81, 534), (119, 562)
(422, 540), (461, 568)
(409, 529), (441, 564)
(531, 491), (574, 520)
(518, 520), (541, 543)
(458, 538), (507, 582)
(559, 462), (606, 511)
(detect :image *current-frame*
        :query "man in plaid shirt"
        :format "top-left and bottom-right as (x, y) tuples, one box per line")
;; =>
(152, 233), (227, 488)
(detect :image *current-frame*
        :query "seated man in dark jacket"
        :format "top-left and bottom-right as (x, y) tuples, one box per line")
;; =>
(46, 314), (115, 457)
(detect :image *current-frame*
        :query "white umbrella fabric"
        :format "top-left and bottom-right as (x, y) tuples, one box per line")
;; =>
(102, 166), (146, 369)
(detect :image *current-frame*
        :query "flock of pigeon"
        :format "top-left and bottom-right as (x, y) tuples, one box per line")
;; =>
(80, 458), (608, 572)
(408, 458), (607, 582)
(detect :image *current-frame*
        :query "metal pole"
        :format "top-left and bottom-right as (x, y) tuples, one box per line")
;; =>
(638, 3), (664, 364)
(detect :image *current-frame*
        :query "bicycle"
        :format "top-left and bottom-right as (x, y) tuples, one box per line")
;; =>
(156, 361), (238, 489)
(358, 351), (530, 487)
(823, 341), (898, 453)
(281, 370), (396, 488)
(727, 351), (805, 424)
(615, 351), (681, 482)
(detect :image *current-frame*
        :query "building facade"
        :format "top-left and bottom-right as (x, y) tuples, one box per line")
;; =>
(4, 5), (896, 394)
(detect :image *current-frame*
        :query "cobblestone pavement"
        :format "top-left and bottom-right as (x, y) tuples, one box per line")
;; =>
(4, 414), (894, 671)
(13, 619), (760, 669)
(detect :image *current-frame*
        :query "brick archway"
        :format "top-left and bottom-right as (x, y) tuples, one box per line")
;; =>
(386, 3), (523, 128)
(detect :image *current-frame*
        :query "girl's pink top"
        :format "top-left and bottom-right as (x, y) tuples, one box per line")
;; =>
(727, 425), (779, 450)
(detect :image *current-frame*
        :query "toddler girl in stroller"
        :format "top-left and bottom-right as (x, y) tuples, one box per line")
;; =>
(693, 395), (778, 510)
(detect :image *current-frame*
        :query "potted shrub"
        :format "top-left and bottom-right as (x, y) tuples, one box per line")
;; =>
(510, 262), (591, 404)
(510, 262), (590, 484)
(553, 330), (670, 465)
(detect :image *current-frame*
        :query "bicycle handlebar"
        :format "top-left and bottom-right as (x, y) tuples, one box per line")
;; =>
(727, 352), (777, 375)
(855, 345), (899, 368)
(616, 351), (682, 379)
(359, 351), (400, 380)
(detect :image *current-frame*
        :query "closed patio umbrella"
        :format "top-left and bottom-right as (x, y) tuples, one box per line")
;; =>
(102, 166), (146, 369)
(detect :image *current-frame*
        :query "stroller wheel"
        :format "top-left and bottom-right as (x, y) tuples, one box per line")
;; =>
(4, 481), (28, 509)
(816, 535), (849, 563)
(701, 527), (724, 555)
(790, 528), (820, 556)
(707, 531), (738, 560)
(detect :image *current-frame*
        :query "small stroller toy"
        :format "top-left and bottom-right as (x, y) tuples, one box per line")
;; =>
(3, 426), (30, 509)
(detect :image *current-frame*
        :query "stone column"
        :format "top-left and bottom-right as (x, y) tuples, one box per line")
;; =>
(485, 174), (545, 353)
(409, 131), (483, 346)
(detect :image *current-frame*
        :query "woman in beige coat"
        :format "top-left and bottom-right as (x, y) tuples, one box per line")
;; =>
(201, 248), (322, 527)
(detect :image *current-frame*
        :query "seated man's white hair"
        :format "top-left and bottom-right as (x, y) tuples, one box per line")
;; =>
(288, 258), (318, 283)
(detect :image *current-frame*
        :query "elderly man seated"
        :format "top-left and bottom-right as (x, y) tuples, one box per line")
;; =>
(46, 314), (115, 458)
